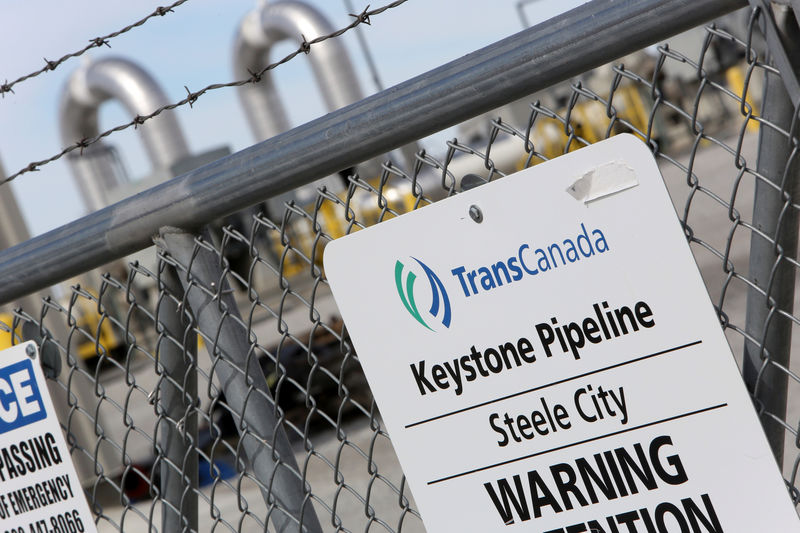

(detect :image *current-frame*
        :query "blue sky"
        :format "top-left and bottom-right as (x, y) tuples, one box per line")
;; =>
(0, 0), (588, 236)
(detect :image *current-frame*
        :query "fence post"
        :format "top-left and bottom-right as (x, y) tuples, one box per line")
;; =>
(156, 261), (198, 533)
(743, 9), (800, 465)
(155, 228), (322, 533)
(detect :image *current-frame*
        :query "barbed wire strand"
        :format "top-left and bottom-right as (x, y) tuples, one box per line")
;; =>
(2, 0), (407, 187)
(0, 0), (191, 97)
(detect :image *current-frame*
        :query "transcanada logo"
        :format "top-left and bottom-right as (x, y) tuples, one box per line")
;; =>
(451, 223), (609, 297)
(394, 224), (608, 331)
(395, 258), (452, 330)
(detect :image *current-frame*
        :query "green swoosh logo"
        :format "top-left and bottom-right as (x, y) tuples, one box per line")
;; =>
(395, 260), (433, 331)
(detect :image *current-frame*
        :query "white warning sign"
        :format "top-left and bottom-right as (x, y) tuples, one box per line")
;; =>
(323, 134), (800, 531)
(0, 342), (97, 533)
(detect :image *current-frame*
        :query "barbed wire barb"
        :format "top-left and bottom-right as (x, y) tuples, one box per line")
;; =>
(2, 0), (408, 186)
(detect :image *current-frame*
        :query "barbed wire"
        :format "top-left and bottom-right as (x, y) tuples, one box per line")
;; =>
(0, 0), (191, 97)
(2, 0), (408, 187)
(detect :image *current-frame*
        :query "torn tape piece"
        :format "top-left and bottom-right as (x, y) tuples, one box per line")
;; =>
(566, 160), (638, 203)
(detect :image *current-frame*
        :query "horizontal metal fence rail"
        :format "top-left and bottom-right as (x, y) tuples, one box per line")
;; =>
(0, 0), (746, 306)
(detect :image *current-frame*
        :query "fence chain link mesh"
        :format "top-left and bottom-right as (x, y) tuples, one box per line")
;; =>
(2, 3), (800, 531)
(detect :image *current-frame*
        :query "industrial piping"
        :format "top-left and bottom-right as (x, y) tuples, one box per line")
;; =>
(0, 0), (746, 305)
(233, 0), (366, 142)
(60, 56), (190, 212)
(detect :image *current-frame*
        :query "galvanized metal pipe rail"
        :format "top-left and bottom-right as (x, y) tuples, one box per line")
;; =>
(156, 265), (199, 533)
(0, 0), (746, 305)
(156, 228), (323, 533)
(743, 11), (800, 463)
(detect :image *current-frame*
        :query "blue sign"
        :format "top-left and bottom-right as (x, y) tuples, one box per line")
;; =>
(0, 359), (46, 434)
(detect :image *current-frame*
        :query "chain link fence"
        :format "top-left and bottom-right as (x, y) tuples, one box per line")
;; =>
(1, 0), (799, 530)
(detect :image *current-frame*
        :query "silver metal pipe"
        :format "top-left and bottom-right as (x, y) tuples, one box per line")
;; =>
(0, 163), (35, 316)
(234, 0), (365, 142)
(0, 0), (746, 305)
(234, 9), (291, 141)
(60, 57), (190, 211)
(0, 158), (104, 483)
(156, 228), (322, 533)
(156, 264), (198, 533)
(743, 16), (800, 464)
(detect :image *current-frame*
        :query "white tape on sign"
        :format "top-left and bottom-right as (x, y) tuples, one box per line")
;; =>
(567, 160), (638, 203)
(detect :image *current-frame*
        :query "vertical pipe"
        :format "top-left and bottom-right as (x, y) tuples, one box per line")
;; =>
(157, 263), (198, 533)
(0, 158), (101, 483)
(342, 0), (385, 93)
(0, 160), (39, 314)
(155, 228), (322, 533)
(233, 9), (292, 144)
(64, 145), (126, 214)
(743, 16), (800, 464)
